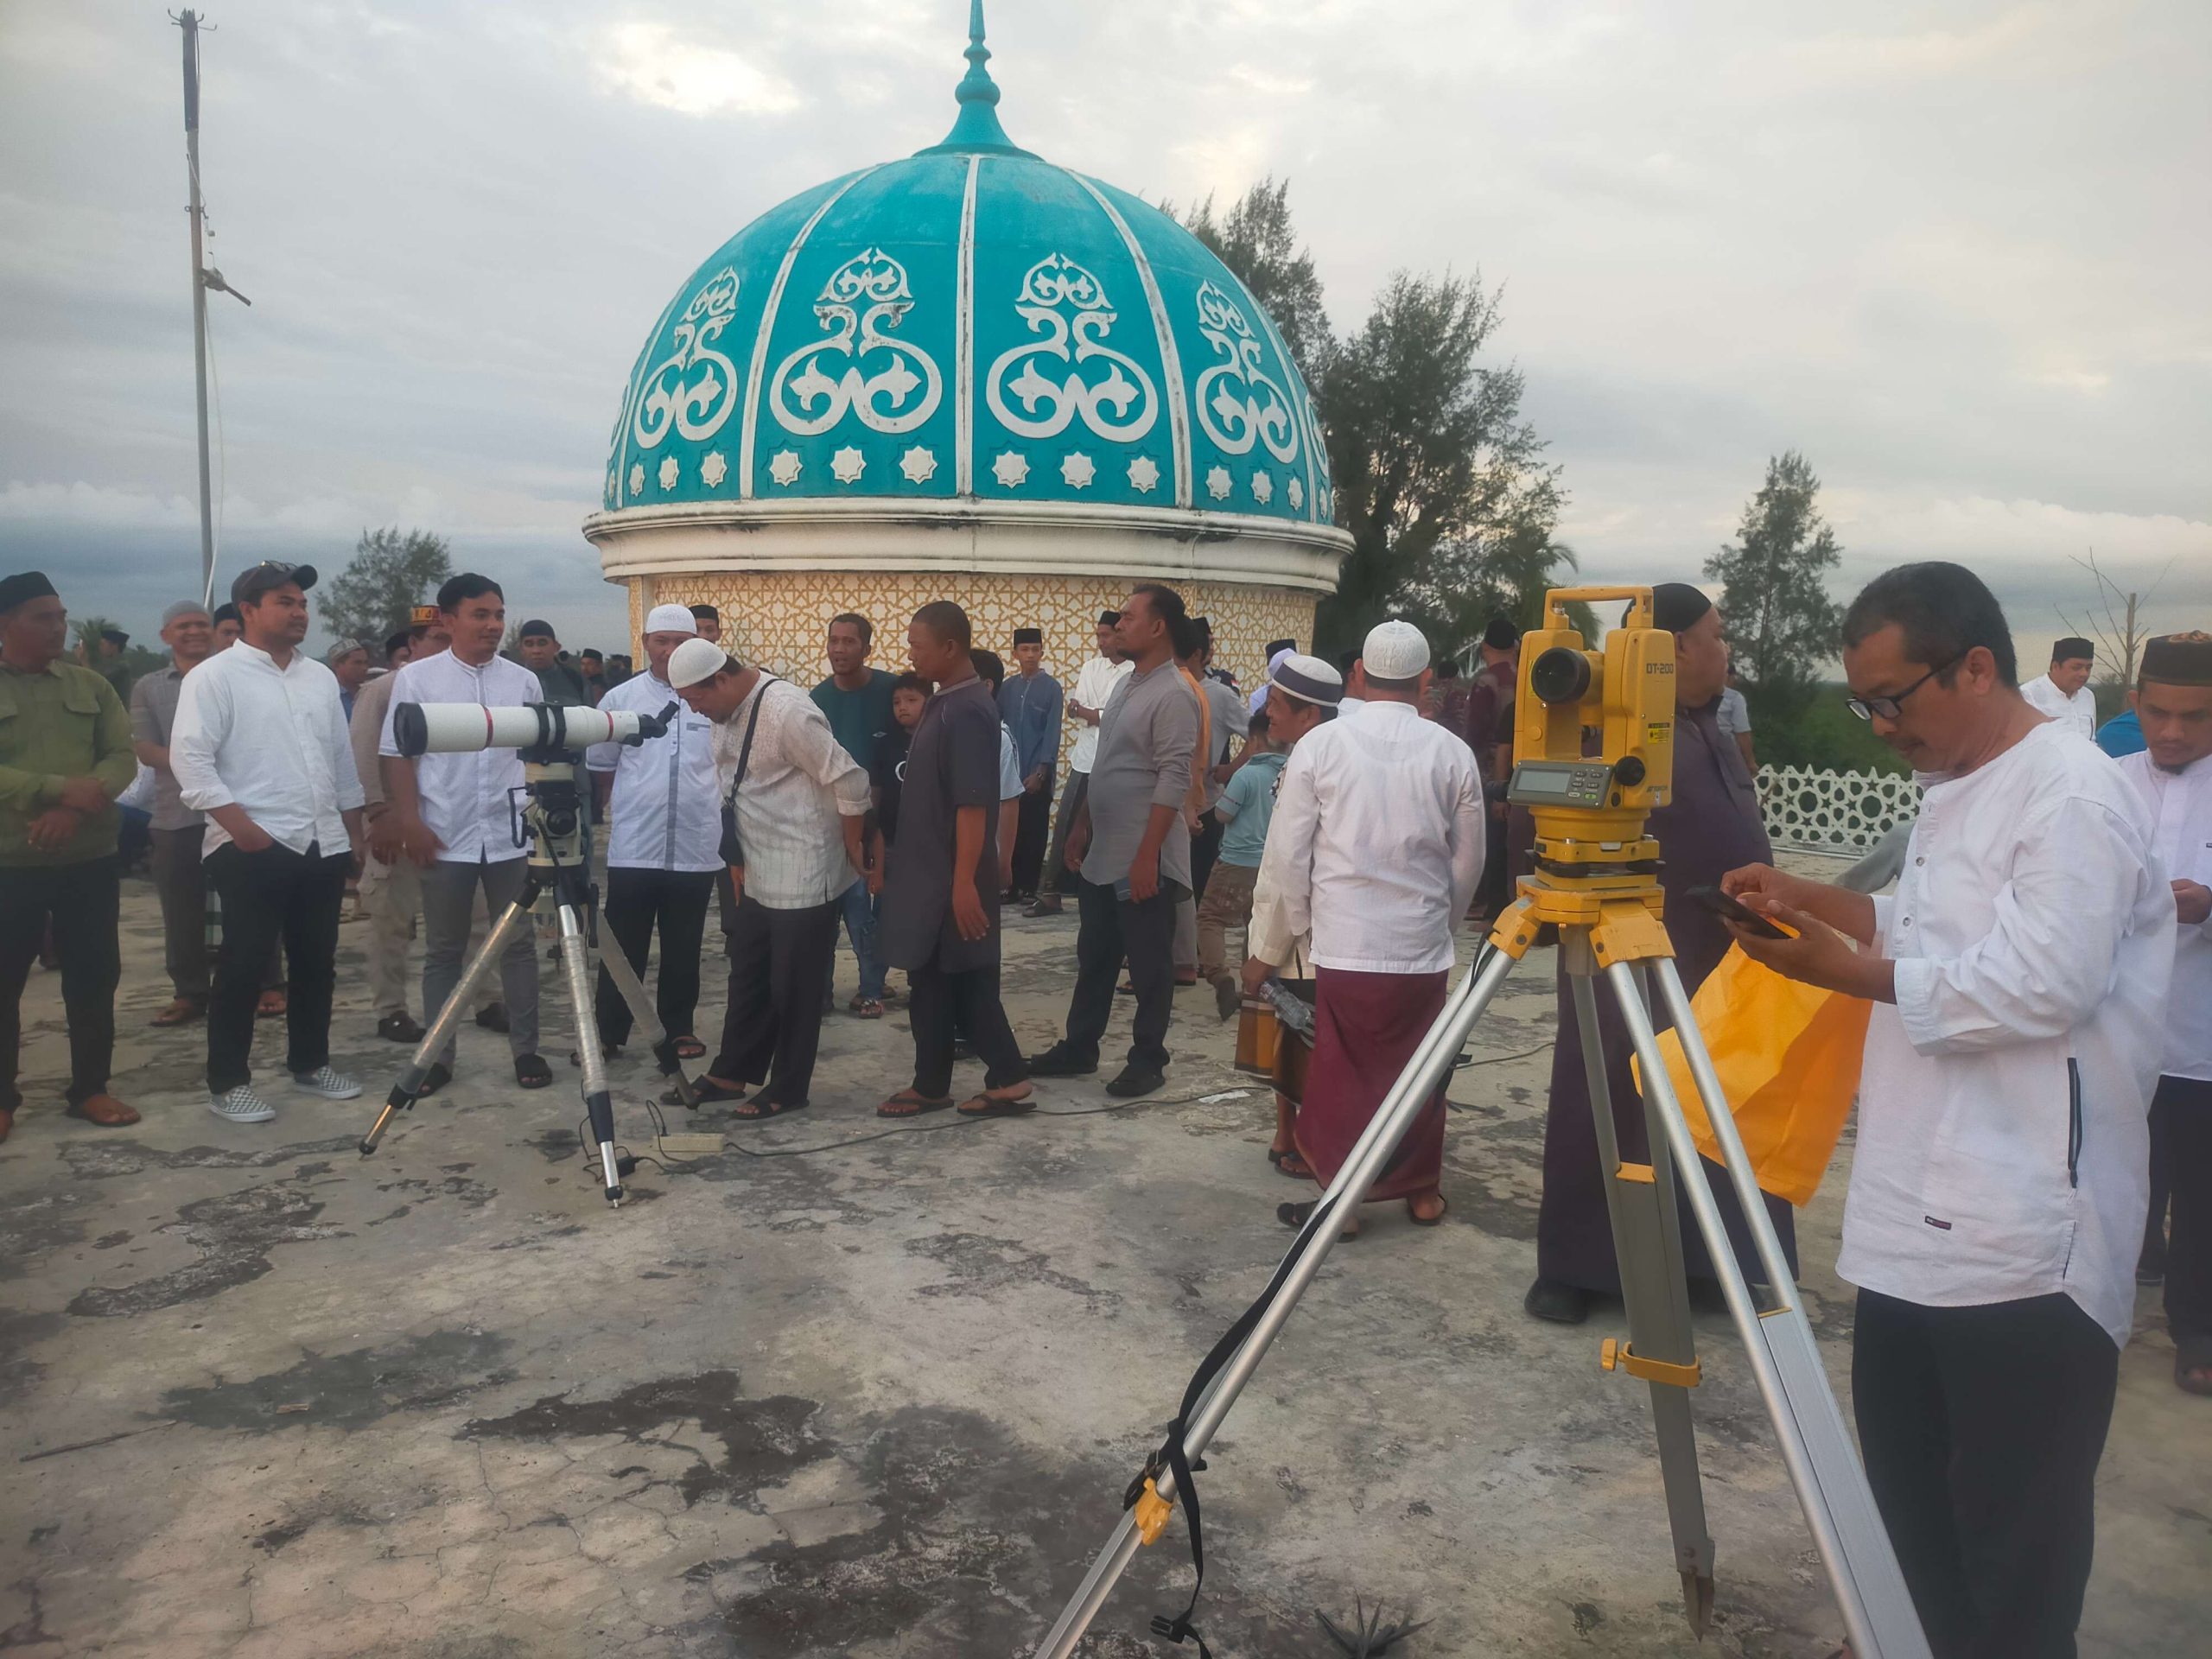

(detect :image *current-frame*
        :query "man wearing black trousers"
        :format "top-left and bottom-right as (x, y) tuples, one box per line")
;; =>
(876, 602), (1033, 1119)
(1027, 584), (1199, 1099)
(171, 561), (365, 1125)
(669, 637), (869, 1118)
(1725, 563), (2173, 1658)
(996, 626), (1061, 902)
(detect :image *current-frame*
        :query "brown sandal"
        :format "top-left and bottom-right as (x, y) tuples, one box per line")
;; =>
(878, 1089), (955, 1118)
(256, 990), (288, 1019)
(149, 999), (204, 1027)
(957, 1088), (1036, 1118)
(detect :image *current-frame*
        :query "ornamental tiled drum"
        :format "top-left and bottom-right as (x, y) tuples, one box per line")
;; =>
(584, 3), (1351, 728)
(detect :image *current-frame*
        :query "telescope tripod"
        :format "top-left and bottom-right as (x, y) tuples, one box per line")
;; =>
(1035, 886), (1931, 1659)
(358, 758), (699, 1205)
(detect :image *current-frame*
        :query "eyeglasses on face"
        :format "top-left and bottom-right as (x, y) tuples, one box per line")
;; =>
(1845, 652), (1967, 721)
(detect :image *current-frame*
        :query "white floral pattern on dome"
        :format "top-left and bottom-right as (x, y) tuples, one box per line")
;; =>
(633, 267), (742, 451)
(768, 450), (803, 487)
(658, 456), (680, 491)
(1287, 476), (1305, 510)
(985, 252), (1160, 444)
(1250, 471), (1273, 505)
(1128, 455), (1160, 494)
(1205, 465), (1231, 502)
(700, 451), (728, 489)
(992, 451), (1030, 488)
(899, 445), (938, 484)
(628, 463), (645, 497)
(768, 248), (944, 438)
(1061, 452), (1096, 490)
(1193, 280), (1299, 465)
(831, 446), (867, 485)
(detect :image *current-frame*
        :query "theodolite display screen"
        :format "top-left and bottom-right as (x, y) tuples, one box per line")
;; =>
(1507, 760), (1613, 810)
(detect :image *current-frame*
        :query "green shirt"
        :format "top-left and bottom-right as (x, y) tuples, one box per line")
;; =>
(0, 658), (137, 867)
(810, 669), (899, 769)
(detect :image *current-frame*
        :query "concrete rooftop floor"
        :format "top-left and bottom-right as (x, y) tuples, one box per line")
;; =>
(3, 863), (2206, 1658)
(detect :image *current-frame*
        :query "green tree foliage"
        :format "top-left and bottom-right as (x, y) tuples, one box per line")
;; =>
(321, 527), (452, 651)
(1181, 183), (1572, 664)
(1751, 683), (1909, 776)
(1705, 451), (1842, 702)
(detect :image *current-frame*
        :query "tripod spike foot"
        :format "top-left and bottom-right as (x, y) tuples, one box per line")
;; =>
(1683, 1568), (1715, 1638)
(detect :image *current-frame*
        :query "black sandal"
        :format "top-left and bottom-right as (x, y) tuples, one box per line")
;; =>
(957, 1090), (1036, 1118)
(878, 1090), (955, 1118)
(416, 1062), (453, 1098)
(514, 1053), (552, 1090)
(1407, 1194), (1449, 1227)
(1277, 1198), (1358, 1240)
(671, 1077), (749, 1106)
(732, 1095), (809, 1120)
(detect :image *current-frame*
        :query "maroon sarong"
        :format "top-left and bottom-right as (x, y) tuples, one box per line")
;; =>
(1294, 966), (1450, 1202)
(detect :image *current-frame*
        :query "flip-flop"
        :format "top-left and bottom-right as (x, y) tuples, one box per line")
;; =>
(149, 1000), (203, 1027)
(514, 1053), (553, 1090)
(1274, 1152), (1314, 1180)
(416, 1062), (453, 1098)
(673, 1036), (707, 1060)
(256, 993), (288, 1019)
(2177, 1346), (2212, 1397)
(849, 997), (886, 1020)
(878, 1090), (955, 1118)
(732, 1096), (810, 1121)
(957, 1090), (1037, 1118)
(667, 1078), (749, 1106)
(1407, 1194), (1450, 1228)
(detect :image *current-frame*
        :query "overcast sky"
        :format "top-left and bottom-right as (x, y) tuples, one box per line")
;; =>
(3, 0), (2205, 664)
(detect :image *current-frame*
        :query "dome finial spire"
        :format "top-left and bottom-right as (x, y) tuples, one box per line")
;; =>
(931, 0), (1027, 154)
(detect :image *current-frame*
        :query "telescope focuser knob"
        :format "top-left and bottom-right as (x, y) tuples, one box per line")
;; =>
(1615, 755), (1647, 787)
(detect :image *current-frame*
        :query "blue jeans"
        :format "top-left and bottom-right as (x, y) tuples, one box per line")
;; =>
(837, 877), (886, 1001)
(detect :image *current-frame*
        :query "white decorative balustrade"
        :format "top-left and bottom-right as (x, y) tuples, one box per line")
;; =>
(1756, 764), (1921, 855)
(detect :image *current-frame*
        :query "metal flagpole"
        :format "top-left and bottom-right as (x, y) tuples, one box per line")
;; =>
(177, 11), (217, 607)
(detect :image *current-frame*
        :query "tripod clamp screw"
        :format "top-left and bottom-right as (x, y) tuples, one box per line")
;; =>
(1131, 1478), (1176, 1546)
(1600, 1337), (1702, 1389)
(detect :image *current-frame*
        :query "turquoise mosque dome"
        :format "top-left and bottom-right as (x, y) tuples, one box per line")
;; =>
(586, 3), (1350, 597)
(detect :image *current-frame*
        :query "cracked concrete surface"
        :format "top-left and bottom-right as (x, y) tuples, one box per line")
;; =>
(2, 866), (2205, 1656)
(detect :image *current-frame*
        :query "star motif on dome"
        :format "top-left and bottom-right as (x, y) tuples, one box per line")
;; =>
(1250, 471), (1274, 505)
(899, 445), (938, 485)
(1205, 465), (1231, 502)
(992, 451), (1030, 489)
(1128, 455), (1160, 495)
(701, 451), (728, 489)
(831, 446), (867, 485)
(628, 463), (645, 498)
(605, 469), (617, 505)
(1287, 476), (1306, 511)
(768, 450), (803, 488)
(658, 456), (680, 491)
(1061, 452), (1096, 491)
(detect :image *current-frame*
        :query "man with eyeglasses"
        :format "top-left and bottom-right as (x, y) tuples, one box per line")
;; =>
(1721, 561), (2171, 1659)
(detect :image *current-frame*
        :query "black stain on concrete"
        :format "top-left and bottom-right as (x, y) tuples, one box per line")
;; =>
(158, 1329), (512, 1433)
(1571, 1599), (1606, 1636)
(460, 1370), (830, 1509)
(904, 1230), (1121, 1312)
(0, 1198), (92, 1281)
(522, 1128), (577, 1164)
(0, 1307), (67, 1393)
(67, 1180), (348, 1318)
(372, 1172), (498, 1207)
(57, 1135), (360, 1180)
(250, 1497), (378, 1554)
(91, 1230), (130, 1249)
(488, 1222), (584, 1251)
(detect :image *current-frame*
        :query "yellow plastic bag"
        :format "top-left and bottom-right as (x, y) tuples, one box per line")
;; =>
(1630, 944), (1872, 1207)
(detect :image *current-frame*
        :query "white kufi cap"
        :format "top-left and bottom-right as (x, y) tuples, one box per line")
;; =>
(1361, 619), (1431, 680)
(1268, 652), (1344, 707)
(645, 603), (699, 636)
(666, 636), (728, 690)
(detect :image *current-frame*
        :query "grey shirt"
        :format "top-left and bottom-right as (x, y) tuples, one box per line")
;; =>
(1201, 676), (1251, 810)
(128, 661), (199, 831)
(1081, 658), (1199, 890)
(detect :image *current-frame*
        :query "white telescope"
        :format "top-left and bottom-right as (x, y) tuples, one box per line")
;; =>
(391, 701), (676, 757)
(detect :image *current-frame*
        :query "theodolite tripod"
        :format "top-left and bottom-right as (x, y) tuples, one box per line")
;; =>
(357, 744), (699, 1205)
(1032, 588), (1932, 1659)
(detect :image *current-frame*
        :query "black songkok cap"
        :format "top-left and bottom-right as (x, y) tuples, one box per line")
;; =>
(1012, 626), (1042, 645)
(1482, 615), (1521, 652)
(2140, 632), (2212, 687)
(689, 604), (719, 621)
(101, 627), (130, 648)
(1264, 638), (1296, 658)
(0, 570), (58, 613)
(1651, 582), (1713, 635)
(2053, 637), (2094, 663)
(1098, 610), (1121, 626)
(518, 619), (556, 640)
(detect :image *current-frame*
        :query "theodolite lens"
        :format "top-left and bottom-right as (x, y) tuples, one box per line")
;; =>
(1529, 646), (1593, 706)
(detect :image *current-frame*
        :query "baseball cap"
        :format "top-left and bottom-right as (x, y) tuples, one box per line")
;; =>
(231, 561), (318, 606)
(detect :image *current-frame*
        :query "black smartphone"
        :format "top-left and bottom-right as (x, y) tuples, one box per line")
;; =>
(1683, 884), (1790, 941)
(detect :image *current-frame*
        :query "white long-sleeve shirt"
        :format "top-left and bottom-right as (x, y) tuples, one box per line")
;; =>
(378, 648), (542, 865)
(170, 641), (362, 859)
(2019, 673), (2097, 739)
(2118, 749), (2211, 1083)
(1249, 700), (1483, 975)
(711, 676), (870, 909)
(588, 671), (721, 873)
(1068, 655), (1134, 774)
(1840, 722), (2174, 1347)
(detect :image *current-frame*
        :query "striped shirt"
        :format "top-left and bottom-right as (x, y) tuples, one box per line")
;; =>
(710, 676), (870, 908)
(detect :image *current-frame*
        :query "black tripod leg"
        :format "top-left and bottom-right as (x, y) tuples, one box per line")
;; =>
(361, 888), (539, 1154)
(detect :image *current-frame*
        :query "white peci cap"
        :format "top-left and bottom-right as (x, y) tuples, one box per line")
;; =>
(645, 603), (699, 637)
(666, 636), (728, 690)
(1361, 619), (1431, 681)
(1268, 652), (1344, 707)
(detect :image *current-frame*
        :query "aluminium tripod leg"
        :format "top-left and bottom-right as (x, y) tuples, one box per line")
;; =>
(1612, 960), (1931, 1659)
(360, 893), (538, 1154)
(1564, 938), (1715, 1634)
(595, 933), (699, 1109)
(556, 899), (625, 1205)
(1032, 944), (1523, 1659)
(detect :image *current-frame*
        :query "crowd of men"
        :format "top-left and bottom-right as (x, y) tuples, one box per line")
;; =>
(3, 553), (2206, 1659)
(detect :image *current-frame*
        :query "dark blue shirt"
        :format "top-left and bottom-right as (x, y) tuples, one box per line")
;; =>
(997, 669), (1063, 778)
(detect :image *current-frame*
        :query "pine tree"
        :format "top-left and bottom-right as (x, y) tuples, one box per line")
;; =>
(321, 527), (453, 649)
(1705, 452), (1843, 697)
